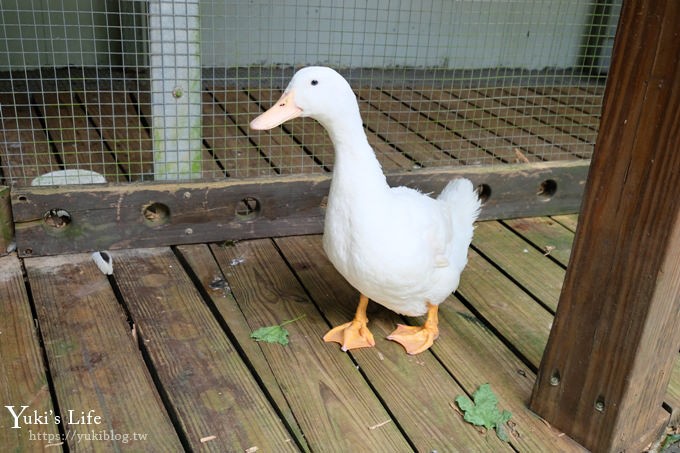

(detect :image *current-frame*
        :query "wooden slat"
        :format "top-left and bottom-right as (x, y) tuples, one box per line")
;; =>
(112, 247), (297, 451)
(33, 92), (124, 181)
(0, 254), (58, 450)
(525, 86), (602, 126)
(11, 161), (590, 257)
(550, 213), (579, 232)
(457, 249), (553, 368)
(208, 239), (412, 451)
(0, 93), (56, 186)
(25, 253), (183, 450)
(174, 243), (310, 451)
(202, 90), (276, 178)
(215, 89), (323, 174)
(503, 87), (599, 143)
(357, 88), (462, 166)
(276, 234), (586, 452)
(275, 235), (510, 451)
(390, 88), (510, 164)
(472, 221), (566, 312)
(503, 216), (575, 267)
(77, 91), (154, 180)
(393, 87), (552, 164)
(463, 88), (594, 159)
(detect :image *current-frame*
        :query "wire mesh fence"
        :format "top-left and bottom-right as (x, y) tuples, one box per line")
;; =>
(0, 0), (621, 186)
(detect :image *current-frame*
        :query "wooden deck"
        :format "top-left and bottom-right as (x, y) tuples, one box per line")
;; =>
(3, 215), (679, 451)
(0, 84), (602, 186)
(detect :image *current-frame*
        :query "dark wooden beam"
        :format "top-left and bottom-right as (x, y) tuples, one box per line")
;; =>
(10, 161), (587, 257)
(530, 1), (680, 452)
(0, 186), (13, 255)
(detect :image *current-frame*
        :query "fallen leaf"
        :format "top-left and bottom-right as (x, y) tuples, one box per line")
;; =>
(455, 383), (512, 442)
(250, 315), (306, 346)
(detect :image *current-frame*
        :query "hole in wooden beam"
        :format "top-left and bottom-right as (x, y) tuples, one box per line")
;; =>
(595, 396), (606, 413)
(235, 197), (261, 221)
(538, 179), (558, 200)
(43, 208), (71, 230)
(142, 202), (171, 226)
(476, 184), (492, 203)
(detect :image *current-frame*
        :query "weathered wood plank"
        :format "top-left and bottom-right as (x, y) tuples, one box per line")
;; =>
(0, 254), (58, 450)
(501, 87), (599, 144)
(25, 253), (183, 451)
(209, 239), (412, 451)
(33, 92), (124, 181)
(360, 97), (456, 166)
(372, 87), (519, 166)
(550, 214), (578, 232)
(394, 87), (555, 164)
(276, 234), (586, 452)
(10, 161), (589, 257)
(202, 90), (275, 178)
(391, 88), (512, 164)
(531, 1), (680, 450)
(0, 93), (55, 186)
(112, 247), (297, 451)
(215, 89), (323, 174)
(275, 235), (510, 451)
(458, 249), (554, 368)
(77, 91), (154, 180)
(174, 243), (310, 452)
(472, 221), (565, 312)
(668, 358), (680, 424)
(464, 88), (593, 159)
(503, 216), (575, 267)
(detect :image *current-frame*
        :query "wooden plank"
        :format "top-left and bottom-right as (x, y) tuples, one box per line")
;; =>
(462, 88), (593, 159)
(33, 92), (124, 182)
(112, 247), (297, 451)
(174, 243), (310, 451)
(214, 89), (323, 174)
(390, 88), (511, 164)
(526, 86), (602, 127)
(208, 239), (412, 451)
(276, 234), (585, 452)
(472, 221), (565, 312)
(0, 254), (59, 450)
(668, 358), (680, 424)
(457, 249), (554, 369)
(77, 91), (154, 180)
(0, 93), (56, 186)
(359, 97), (456, 166)
(25, 252), (183, 450)
(275, 235), (510, 451)
(502, 216), (574, 267)
(393, 87), (554, 164)
(201, 90), (274, 178)
(363, 87), (505, 166)
(551, 213), (579, 232)
(503, 86), (599, 143)
(530, 1), (680, 451)
(10, 161), (589, 257)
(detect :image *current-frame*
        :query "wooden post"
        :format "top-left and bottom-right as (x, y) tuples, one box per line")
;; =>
(149, 0), (202, 180)
(530, 1), (680, 452)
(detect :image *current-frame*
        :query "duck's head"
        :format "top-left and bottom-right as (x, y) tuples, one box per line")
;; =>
(250, 66), (359, 131)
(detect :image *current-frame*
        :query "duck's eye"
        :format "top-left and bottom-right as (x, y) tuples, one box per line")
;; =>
(311, 80), (319, 86)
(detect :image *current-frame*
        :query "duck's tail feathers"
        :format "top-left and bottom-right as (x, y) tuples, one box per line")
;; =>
(438, 178), (482, 224)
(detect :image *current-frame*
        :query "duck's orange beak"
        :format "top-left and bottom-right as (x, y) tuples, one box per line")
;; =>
(250, 89), (302, 130)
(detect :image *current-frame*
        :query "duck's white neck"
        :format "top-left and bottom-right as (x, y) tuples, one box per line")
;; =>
(319, 111), (388, 193)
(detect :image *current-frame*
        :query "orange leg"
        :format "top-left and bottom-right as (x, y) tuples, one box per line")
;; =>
(323, 294), (376, 351)
(387, 303), (439, 355)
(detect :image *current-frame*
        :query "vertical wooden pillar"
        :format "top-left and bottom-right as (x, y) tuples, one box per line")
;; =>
(149, 0), (202, 180)
(530, 1), (680, 452)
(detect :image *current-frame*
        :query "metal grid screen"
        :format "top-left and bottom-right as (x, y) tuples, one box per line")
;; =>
(0, 0), (621, 186)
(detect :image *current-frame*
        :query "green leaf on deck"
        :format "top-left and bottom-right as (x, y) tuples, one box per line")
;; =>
(455, 383), (512, 441)
(250, 315), (306, 346)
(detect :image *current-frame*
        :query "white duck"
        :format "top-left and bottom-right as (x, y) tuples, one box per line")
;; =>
(251, 67), (481, 354)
